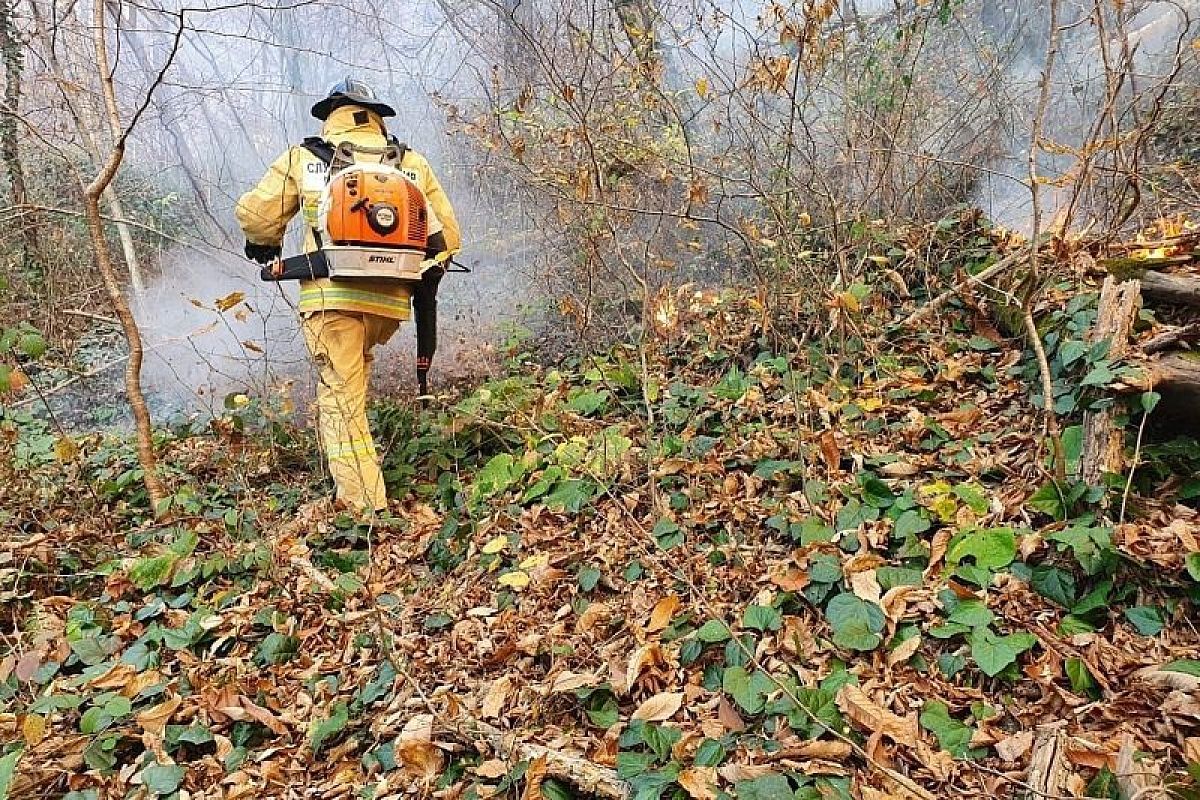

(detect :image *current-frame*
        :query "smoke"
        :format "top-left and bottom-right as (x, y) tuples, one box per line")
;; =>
(116, 2), (537, 417)
(971, 0), (1200, 231)
(133, 246), (310, 419)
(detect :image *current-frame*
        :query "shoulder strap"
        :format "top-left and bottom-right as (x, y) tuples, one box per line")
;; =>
(387, 135), (410, 167)
(300, 136), (335, 166)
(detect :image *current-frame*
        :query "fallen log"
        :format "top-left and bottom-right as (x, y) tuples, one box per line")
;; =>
(1125, 352), (1200, 395)
(1142, 323), (1200, 355)
(1081, 276), (1141, 486)
(1139, 269), (1200, 307)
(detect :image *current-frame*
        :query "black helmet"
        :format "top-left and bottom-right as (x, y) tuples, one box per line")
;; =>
(311, 77), (396, 121)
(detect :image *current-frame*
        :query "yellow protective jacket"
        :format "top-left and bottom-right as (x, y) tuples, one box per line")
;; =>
(235, 105), (461, 320)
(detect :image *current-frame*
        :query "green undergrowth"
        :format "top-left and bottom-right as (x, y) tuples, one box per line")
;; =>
(4, 235), (1200, 797)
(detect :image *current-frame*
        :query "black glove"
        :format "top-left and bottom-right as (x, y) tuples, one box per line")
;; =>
(244, 241), (281, 264)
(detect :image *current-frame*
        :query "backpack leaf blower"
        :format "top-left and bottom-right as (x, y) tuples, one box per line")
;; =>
(258, 138), (468, 395)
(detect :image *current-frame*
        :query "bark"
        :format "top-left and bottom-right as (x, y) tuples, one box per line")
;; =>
(0, 0), (38, 267)
(1142, 322), (1200, 355)
(84, 0), (166, 510)
(613, 0), (662, 82)
(1026, 727), (1069, 798)
(1081, 276), (1141, 485)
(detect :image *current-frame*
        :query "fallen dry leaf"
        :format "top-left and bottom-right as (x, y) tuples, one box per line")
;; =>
(994, 730), (1034, 763)
(136, 697), (182, 737)
(719, 695), (746, 732)
(476, 759), (509, 779)
(21, 713), (46, 746)
(646, 595), (681, 634)
(887, 634), (921, 667)
(678, 765), (718, 799)
(632, 691), (684, 722)
(623, 643), (666, 694)
(850, 569), (883, 605)
(836, 684), (918, 746)
(482, 675), (513, 719)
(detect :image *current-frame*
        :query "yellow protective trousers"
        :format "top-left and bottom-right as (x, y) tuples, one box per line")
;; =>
(301, 310), (400, 512)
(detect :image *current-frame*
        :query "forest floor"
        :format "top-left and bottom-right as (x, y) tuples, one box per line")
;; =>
(3, 212), (1200, 800)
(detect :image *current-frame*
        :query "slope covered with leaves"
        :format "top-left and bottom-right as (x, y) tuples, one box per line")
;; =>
(3, 217), (1200, 800)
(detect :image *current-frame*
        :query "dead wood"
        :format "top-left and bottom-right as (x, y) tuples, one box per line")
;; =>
(468, 718), (631, 800)
(1025, 726), (1069, 799)
(1081, 276), (1141, 485)
(1139, 269), (1200, 307)
(1125, 353), (1200, 395)
(1142, 323), (1200, 355)
(894, 250), (1026, 329)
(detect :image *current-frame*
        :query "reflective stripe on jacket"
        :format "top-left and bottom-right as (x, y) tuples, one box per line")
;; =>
(235, 105), (462, 320)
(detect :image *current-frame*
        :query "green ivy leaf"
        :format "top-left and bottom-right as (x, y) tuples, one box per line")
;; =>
(578, 566), (601, 592)
(948, 528), (1016, 572)
(1066, 657), (1099, 698)
(1162, 659), (1200, 678)
(735, 773), (793, 800)
(1185, 552), (1200, 582)
(1057, 339), (1086, 366)
(254, 633), (299, 666)
(722, 666), (773, 714)
(693, 739), (726, 768)
(541, 778), (575, 800)
(809, 553), (843, 584)
(695, 619), (732, 643)
(825, 593), (885, 651)
(1080, 363), (1115, 387)
(652, 519), (683, 550)
(567, 388), (610, 416)
(742, 604), (782, 632)
(309, 702), (349, 755)
(1030, 565), (1076, 608)
(968, 628), (1036, 677)
(947, 599), (994, 628)
(1027, 483), (1066, 520)
(1124, 606), (1164, 637)
(140, 763), (185, 796)
(129, 554), (179, 591)
(919, 700), (978, 759)
(0, 748), (22, 800)
(473, 453), (524, 500)
(1049, 526), (1116, 576)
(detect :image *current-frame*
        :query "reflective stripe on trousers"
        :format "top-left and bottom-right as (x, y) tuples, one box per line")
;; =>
(301, 310), (400, 511)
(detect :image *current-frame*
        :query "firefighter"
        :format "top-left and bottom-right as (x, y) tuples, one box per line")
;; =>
(235, 77), (461, 513)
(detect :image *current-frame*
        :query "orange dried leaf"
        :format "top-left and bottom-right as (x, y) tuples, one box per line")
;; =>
(647, 595), (681, 634)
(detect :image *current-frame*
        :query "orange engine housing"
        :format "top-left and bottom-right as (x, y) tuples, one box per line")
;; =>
(322, 166), (428, 251)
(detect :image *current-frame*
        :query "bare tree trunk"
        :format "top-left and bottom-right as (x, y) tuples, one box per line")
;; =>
(0, 0), (39, 268)
(28, 0), (146, 294)
(85, 0), (166, 510)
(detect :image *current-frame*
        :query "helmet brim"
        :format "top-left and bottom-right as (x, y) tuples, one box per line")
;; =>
(311, 95), (396, 121)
